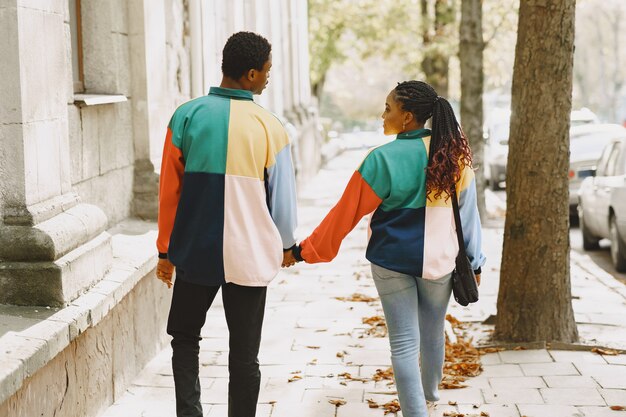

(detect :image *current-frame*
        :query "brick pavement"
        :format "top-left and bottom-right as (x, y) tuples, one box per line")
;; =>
(101, 144), (626, 417)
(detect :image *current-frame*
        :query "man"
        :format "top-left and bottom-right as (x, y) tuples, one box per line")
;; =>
(156, 32), (298, 417)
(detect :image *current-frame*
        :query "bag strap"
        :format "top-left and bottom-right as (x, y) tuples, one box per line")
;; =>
(451, 186), (468, 258)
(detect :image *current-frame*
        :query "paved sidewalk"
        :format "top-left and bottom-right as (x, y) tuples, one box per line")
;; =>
(101, 145), (626, 417)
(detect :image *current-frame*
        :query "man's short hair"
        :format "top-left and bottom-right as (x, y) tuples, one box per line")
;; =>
(221, 32), (272, 80)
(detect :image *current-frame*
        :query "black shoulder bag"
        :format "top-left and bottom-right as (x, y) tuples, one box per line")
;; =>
(451, 187), (479, 306)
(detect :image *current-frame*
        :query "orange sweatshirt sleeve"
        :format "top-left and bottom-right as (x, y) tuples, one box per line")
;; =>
(156, 128), (185, 256)
(300, 171), (383, 263)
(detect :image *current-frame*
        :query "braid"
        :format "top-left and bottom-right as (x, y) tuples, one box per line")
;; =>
(394, 81), (473, 201)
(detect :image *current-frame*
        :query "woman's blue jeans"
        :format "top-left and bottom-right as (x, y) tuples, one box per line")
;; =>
(371, 264), (452, 417)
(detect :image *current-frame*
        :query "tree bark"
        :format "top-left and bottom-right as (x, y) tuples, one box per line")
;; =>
(495, 0), (578, 343)
(420, 0), (453, 96)
(459, 0), (486, 218)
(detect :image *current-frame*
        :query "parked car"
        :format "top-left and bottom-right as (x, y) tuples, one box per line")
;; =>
(577, 127), (626, 272)
(483, 109), (510, 190)
(569, 124), (626, 218)
(483, 108), (600, 190)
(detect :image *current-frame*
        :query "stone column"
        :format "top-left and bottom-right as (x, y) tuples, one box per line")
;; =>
(0, 0), (111, 306)
(128, 0), (169, 220)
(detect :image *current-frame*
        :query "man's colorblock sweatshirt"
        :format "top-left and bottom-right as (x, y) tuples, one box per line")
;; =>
(157, 87), (297, 287)
(299, 128), (485, 279)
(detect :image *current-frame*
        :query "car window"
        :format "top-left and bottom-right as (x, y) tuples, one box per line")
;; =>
(570, 132), (618, 162)
(605, 144), (621, 176)
(596, 143), (616, 176)
(608, 143), (625, 176)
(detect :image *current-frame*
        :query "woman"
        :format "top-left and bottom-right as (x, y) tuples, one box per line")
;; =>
(288, 80), (485, 417)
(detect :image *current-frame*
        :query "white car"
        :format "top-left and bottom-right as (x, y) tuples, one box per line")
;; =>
(569, 124), (626, 218)
(577, 128), (626, 271)
(483, 108), (600, 191)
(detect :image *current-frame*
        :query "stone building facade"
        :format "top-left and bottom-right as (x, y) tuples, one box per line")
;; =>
(0, 0), (319, 307)
(0, 1), (319, 415)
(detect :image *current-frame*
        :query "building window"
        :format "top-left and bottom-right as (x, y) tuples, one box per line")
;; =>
(69, 0), (84, 92)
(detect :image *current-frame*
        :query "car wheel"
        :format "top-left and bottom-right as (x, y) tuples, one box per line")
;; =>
(579, 206), (600, 250)
(609, 215), (626, 272)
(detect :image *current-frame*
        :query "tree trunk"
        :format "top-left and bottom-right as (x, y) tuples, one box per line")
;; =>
(420, 0), (453, 96)
(495, 0), (578, 343)
(459, 0), (486, 219)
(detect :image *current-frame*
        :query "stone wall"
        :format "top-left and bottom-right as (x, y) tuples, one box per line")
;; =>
(67, 0), (137, 225)
(0, 270), (170, 417)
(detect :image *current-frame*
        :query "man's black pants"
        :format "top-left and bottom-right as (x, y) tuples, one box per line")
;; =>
(166, 277), (267, 417)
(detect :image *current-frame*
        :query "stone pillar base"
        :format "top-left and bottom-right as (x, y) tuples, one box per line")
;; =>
(0, 201), (112, 307)
(132, 159), (159, 221)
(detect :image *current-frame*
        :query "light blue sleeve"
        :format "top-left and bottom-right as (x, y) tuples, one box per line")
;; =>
(458, 179), (486, 271)
(267, 144), (298, 249)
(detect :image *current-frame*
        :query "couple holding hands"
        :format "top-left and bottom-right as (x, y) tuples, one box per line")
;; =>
(155, 31), (485, 417)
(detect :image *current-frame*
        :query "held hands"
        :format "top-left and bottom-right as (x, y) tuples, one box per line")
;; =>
(156, 258), (175, 289)
(282, 249), (298, 268)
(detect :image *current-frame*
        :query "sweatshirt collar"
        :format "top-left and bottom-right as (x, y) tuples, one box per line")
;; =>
(209, 87), (254, 101)
(397, 128), (431, 140)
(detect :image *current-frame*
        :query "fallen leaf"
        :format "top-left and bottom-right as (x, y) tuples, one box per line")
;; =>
(335, 293), (378, 303)
(592, 347), (621, 356)
(287, 375), (302, 383)
(329, 399), (347, 407)
(448, 400), (458, 405)
(372, 367), (395, 382)
(366, 399), (380, 408)
(383, 399), (401, 414)
(478, 347), (505, 354)
(610, 405), (626, 411)
(338, 372), (370, 383)
(481, 412), (490, 416)
(362, 315), (388, 338)
(306, 345), (320, 349)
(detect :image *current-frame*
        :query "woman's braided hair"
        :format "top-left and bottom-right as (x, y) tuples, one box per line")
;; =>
(394, 81), (472, 201)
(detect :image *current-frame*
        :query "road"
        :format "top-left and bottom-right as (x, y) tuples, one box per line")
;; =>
(491, 190), (626, 286)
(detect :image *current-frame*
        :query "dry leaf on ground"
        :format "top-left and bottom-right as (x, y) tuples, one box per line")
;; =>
(478, 347), (505, 354)
(372, 367), (395, 382)
(442, 315), (483, 389)
(593, 347), (621, 356)
(362, 315), (388, 337)
(610, 405), (626, 411)
(287, 375), (302, 383)
(383, 399), (401, 414)
(338, 372), (370, 383)
(335, 293), (378, 303)
(329, 399), (347, 407)
(366, 399), (380, 408)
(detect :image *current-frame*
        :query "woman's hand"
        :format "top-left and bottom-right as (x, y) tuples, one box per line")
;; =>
(156, 258), (175, 288)
(475, 274), (481, 287)
(282, 249), (297, 268)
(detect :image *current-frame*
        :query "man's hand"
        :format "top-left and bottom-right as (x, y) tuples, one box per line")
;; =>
(156, 258), (175, 288)
(475, 274), (481, 287)
(282, 249), (297, 268)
